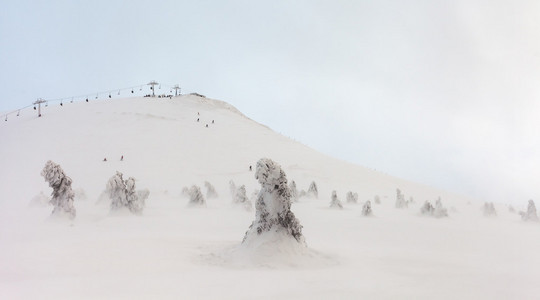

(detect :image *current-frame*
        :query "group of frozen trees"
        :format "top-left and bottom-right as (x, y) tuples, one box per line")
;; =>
(41, 161), (149, 219)
(106, 171), (149, 214)
(420, 197), (448, 218)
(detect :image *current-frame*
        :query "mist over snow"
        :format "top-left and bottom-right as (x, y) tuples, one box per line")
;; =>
(1, 95), (539, 299)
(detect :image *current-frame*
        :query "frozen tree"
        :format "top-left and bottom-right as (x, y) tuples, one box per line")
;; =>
(433, 197), (448, 218)
(289, 180), (298, 202)
(41, 160), (76, 219)
(346, 191), (358, 204)
(374, 195), (381, 204)
(106, 171), (148, 214)
(242, 158), (305, 245)
(188, 185), (205, 206)
(483, 202), (497, 217)
(234, 185), (252, 211)
(421, 201), (434, 215)
(362, 200), (372, 216)
(330, 190), (343, 209)
(229, 180), (237, 200)
(181, 186), (190, 198)
(395, 188), (407, 208)
(204, 181), (218, 199)
(307, 181), (318, 198)
(520, 200), (538, 222)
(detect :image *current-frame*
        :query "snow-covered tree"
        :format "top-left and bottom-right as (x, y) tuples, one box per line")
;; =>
(289, 180), (298, 202)
(181, 186), (190, 198)
(362, 200), (373, 216)
(242, 158), (305, 245)
(307, 181), (318, 198)
(395, 188), (407, 208)
(229, 180), (237, 200)
(41, 160), (76, 219)
(520, 200), (538, 222)
(188, 185), (205, 207)
(483, 202), (497, 217)
(421, 201), (434, 216)
(233, 185), (252, 211)
(106, 171), (148, 214)
(346, 191), (358, 204)
(330, 190), (343, 209)
(204, 181), (218, 199)
(434, 197), (448, 218)
(374, 195), (381, 204)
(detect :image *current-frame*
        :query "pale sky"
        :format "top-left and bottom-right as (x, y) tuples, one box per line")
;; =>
(2, 0), (540, 204)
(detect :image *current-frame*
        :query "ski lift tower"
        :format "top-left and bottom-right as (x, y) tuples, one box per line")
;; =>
(33, 98), (46, 117)
(147, 80), (159, 97)
(172, 84), (181, 97)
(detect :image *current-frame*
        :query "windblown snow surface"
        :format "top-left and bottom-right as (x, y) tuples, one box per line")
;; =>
(1, 95), (539, 299)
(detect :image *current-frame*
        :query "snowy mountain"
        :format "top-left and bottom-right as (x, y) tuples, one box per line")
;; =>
(1, 95), (538, 299)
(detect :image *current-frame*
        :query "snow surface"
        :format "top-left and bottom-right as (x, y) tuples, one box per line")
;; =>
(1, 95), (539, 299)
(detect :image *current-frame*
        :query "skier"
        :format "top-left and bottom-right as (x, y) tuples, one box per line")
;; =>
(249, 165), (252, 171)
(120, 155), (124, 161)
(103, 158), (107, 162)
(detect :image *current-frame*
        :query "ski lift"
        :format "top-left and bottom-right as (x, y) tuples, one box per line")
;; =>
(117, 90), (120, 95)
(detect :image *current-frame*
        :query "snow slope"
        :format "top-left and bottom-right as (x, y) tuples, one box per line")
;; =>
(1, 95), (539, 299)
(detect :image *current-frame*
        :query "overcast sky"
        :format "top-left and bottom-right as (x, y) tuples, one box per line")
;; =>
(2, 0), (540, 204)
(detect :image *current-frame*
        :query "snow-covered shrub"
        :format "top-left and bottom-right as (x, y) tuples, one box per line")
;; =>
(346, 191), (358, 204)
(307, 181), (318, 198)
(374, 195), (381, 204)
(520, 200), (538, 222)
(289, 180), (298, 202)
(29, 191), (50, 207)
(233, 185), (252, 211)
(362, 200), (372, 216)
(204, 181), (218, 199)
(73, 188), (87, 201)
(330, 190), (343, 209)
(483, 202), (497, 217)
(188, 185), (205, 207)
(106, 171), (148, 214)
(41, 160), (76, 219)
(242, 158), (305, 246)
(395, 188), (407, 208)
